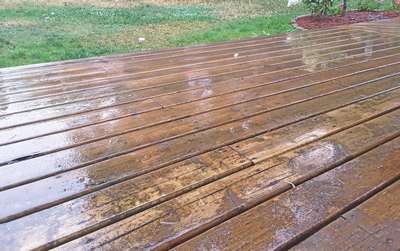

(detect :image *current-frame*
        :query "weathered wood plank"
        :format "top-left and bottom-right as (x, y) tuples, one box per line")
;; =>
(56, 109), (400, 251)
(173, 139), (400, 250)
(173, 139), (400, 251)
(0, 18), (399, 251)
(2, 60), (399, 164)
(291, 182), (400, 251)
(1, 89), (399, 251)
(2, 31), (374, 93)
(0, 27), (353, 80)
(0, 33), (393, 100)
(2, 47), (399, 146)
(2, 26), (345, 77)
(1, 31), (374, 81)
(1, 68), (397, 195)
(1, 40), (399, 131)
(2, 36), (397, 109)
(0, 33), (390, 115)
(0, 32), (385, 113)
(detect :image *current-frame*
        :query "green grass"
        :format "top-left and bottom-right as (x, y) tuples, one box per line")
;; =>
(0, 0), (397, 68)
(0, 26), (113, 67)
(0, 0), (308, 68)
(0, 4), (215, 26)
(0, 3), (210, 67)
(319, 0), (396, 14)
(173, 14), (301, 46)
(342, 0), (396, 11)
(350, 0), (393, 11)
(0, 2), (217, 67)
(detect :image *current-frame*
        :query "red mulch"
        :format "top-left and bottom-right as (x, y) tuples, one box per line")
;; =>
(295, 11), (400, 29)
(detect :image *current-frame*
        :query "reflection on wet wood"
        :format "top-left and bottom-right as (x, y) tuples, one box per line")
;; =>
(291, 181), (400, 251)
(174, 137), (400, 251)
(1, 91), (399, 250)
(1, 52), (399, 146)
(0, 17), (399, 251)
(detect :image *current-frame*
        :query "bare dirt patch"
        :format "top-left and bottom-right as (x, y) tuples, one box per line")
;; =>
(295, 11), (400, 29)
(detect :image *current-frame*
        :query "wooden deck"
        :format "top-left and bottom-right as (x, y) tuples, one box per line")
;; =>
(0, 17), (399, 251)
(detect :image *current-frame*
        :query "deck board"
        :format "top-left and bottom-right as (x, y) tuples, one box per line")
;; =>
(0, 18), (399, 251)
(2, 62), (400, 164)
(2, 41), (400, 130)
(174, 135), (400, 251)
(291, 181), (400, 251)
(0, 33), (386, 115)
(1, 29), (361, 94)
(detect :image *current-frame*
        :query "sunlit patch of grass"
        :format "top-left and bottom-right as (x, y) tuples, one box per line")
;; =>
(0, 2), (216, 67)
(0, 3), (216, 26)
(0, 1), (310, 68)
(172, 13), (304, 46)
(0, 26), (105, 67)
(96, 21), (214, 51)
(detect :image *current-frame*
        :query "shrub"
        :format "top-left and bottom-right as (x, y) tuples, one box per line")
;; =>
(395, 0), (400, 10)
(356, 0), (381, 11)
(302, 0), (334, 16)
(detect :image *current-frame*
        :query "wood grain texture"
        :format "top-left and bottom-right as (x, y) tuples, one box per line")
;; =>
(291, 181), (400, 251)
(173, 137), (400, 251)
(0, 17), (399, 251)
(57, 108), (400, 251)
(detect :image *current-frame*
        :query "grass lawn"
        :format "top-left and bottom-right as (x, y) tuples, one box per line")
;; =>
(0, 0), (396, 68)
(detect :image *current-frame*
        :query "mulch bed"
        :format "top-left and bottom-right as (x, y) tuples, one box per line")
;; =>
(295, 11), (400, 29)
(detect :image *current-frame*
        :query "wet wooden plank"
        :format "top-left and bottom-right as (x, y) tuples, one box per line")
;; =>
(2, 31), (380, 87)
(2, 46), (399, 146)
(4, 40), (396, 114)
(173, 138), (400, 251)
(2, 27), (344, 76)
(0, 30), (371, 83)
(0, 89), (399, 251)
(0, 47), (398, 151)
(1, 69), (397, 198)
(0, 31), (386, 113)
(0, 28), (354, 80)
(291, 181), (400, 251)
(2, 30), (374, 94)
(0, 147), (252, 250)
(231, 90), (400, 164)
(352, 18), (400, 38)
(353, 27), (400, 38)
(1, 59), (399, 165)
(2, 37), (398, 111)
(2, 43), (399, 131)
(1, 37), (398, 117)
(0, 33), (398, 108)
(0, 18), (399, 251)
(0, 33), (398, 116)
(56, 107), (400, 251)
